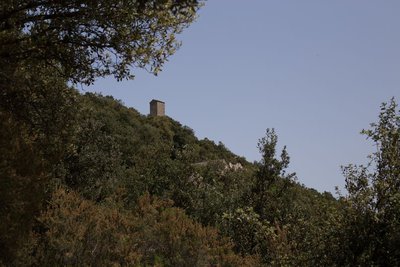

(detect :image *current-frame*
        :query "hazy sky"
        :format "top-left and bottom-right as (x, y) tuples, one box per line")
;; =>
(85, 1), (400, 193)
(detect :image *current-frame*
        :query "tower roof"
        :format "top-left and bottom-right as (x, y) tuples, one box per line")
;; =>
(150, 99), (165, 104)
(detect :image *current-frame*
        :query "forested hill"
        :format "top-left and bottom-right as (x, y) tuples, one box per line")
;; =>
(69, 92), (342, 263)
(1, 89), (338, 265)
(80, 93), (247, 167)
(2, 87), (400, 266)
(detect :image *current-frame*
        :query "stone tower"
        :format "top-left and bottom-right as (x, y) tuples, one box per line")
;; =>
(149, 99), (165, 116)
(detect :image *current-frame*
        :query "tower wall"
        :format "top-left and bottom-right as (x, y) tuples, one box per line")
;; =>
(150, 99), (165, 116)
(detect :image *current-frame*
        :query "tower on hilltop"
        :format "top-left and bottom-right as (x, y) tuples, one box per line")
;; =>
(149, 99), (165, 116)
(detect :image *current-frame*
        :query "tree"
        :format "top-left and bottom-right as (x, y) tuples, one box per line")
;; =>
(0, 111), (47, 263)
(1, 0), (203, 84)
(0, 66), (79, 263)
(341, 98), (400, 265)
(252, 128), (296, 222)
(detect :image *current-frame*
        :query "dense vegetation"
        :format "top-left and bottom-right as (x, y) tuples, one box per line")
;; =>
(1, 1), (400, 266)
(2, 89), (399, 266)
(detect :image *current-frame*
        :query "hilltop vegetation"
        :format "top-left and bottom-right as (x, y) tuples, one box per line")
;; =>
(2, 87), (399, 265)
(0, 88), (331, 265)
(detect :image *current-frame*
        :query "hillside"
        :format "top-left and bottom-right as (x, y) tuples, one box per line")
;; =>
(1, 90), (399, 266)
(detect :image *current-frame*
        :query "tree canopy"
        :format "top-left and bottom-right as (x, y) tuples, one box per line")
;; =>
(1, 0), (202, 84)
(341, 98), (400, 266)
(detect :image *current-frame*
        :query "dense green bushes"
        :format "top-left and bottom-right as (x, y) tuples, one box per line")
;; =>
(1, 89), (399, 265)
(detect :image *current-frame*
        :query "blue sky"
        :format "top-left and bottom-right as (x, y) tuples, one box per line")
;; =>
(85, 1), (400, 193)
